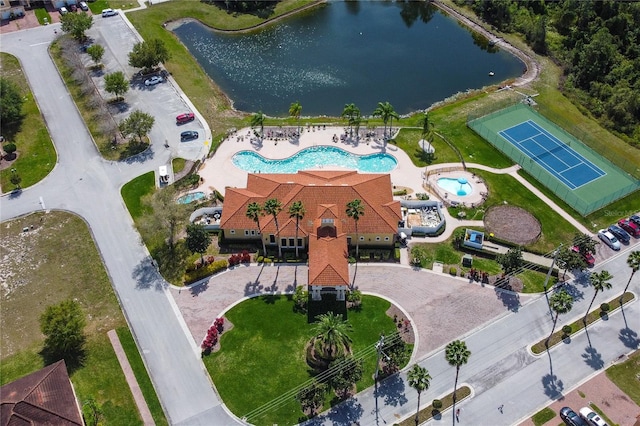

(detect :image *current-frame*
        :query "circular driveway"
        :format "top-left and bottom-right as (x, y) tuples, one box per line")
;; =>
(170, 263), (536, 360)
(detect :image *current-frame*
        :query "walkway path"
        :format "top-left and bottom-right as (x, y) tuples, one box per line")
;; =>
(107, 330), (156, 426)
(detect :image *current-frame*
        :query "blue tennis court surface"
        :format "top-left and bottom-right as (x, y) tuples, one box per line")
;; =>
(499, 120), (606, 189)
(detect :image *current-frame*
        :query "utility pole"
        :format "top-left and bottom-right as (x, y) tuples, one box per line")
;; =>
(543, 244), (562, 292)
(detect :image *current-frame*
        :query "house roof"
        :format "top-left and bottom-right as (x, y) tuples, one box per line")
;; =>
(0, 360), (83, 426)
(220, 170), (401, 235)
(308, 213), (349, 287)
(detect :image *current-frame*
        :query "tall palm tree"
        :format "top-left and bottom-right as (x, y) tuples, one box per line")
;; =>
(341, 103), (360, 137)
(289, 101), (302, 136)
(246, 202), (266, 255)
(583, 270), (613, 326)
(288, 200), (306, 258)
(407, 364), (431, 426)
(313, 312), (353, 361)
(546, 289), (573, 347)
(372, 101), (399, 140)
(445, 339), (471, 422)
(250, 111), (266, 139)
(419, 111), (434, 141)
(621, 251), (640, 303)
(263, 198), (283, 258)
(345, 199), (365, 259)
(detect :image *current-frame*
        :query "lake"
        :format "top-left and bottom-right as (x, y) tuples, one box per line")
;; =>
(174, 1), (524, 116)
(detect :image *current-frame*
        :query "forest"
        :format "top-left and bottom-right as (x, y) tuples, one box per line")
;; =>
(454, 0), (640, 147)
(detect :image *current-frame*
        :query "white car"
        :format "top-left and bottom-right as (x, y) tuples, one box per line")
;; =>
(101, 8), (117, 17)
(597, 229), (620, 251)
(59, 6), (68, 15)
(579, 407), (608, 426)
(79, 1), (88, 11)
(144, 76), (163, 86)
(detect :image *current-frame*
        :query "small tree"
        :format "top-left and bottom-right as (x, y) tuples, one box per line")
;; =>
(347, 288), (362, 309)
(573, 233), (598, 257)
(250, 111), (266, 139)
(9, 170), (22, 189)
(119, 110), (155, 143)
(86, 44), (105, 67)
(328, 355), (363, 399)
(139, 186), (189, 253)
(186, 223), (211, 265)
(313, 312), (353, 361)
(295, 380), (327, 415)
(40, 300), (86, 367)
(496, 246), (524, 274)
(289, 101), (302, 135)
(0, 77), (24, 128)
(556, 246), (586, 279)
(104, 71), (129, 101)
(382, 332), (410, 375)
(128, 38), (171, 73)
(60, 12), (93, 41)
(408, 364), (431, 426)
(82, 398), (103, 426)
(4, 142), (17, 157)
(292, 285), (308, 313)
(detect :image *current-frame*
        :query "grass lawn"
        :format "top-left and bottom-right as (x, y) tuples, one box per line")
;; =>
(531, 407), (556, 426)
(394, 128), (460, 167)
(0, 53), (57, 193)
(204, 294), (402, 426)
(0, 211), (155, 424)
(33, 8), (51, 25)
(121, 171), (155, 219)
(606, 348), (640, 406)
(172, 157), (187, 174)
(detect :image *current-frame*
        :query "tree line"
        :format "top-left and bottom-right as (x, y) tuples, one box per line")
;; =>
(454, 0), (640, 146)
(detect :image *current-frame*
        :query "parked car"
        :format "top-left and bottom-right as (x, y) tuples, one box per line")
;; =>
(618, 218), (640, 238)
(101, 8), (117, 17)
(180, 131), (198, 142)
(59, 6), (68, 15)
(579, 407), (608, 426)
(571, 246), (595, 267)
(560, 407), (588, 426)
(597, 229), (621, 251)
(607, 225), (630, 244)
(69, 4), (77, 12)
(630, 214), (640, 227)
(176, 112), (195, 124)
(79, 1), (89, 11)
(144, 76), (163, 86)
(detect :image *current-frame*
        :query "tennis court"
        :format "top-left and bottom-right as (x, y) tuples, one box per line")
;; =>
(498, 120), (605, 189)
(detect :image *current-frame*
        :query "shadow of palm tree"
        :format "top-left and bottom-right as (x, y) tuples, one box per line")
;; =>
(374, 373), (408, 407)
(494, 286), (521, 312)
(581, 345), (605, 370)
(132, 257), (166, 291)
(619, 328), (640, 349)
(189, 281), (209, 296)
(541, 373), (564, 399)
(327, 398), (364, 425)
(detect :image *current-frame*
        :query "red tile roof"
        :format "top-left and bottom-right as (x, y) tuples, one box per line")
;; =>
(220, 170), (401, 236)
(308, 216), (350, 287)
(1, 360), (83, 426)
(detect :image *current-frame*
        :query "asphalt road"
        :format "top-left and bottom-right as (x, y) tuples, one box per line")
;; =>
(0, 22), (231, 425)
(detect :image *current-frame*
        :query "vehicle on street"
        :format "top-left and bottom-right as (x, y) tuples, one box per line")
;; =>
(59, 6), (68, 15)
(607, 225), (630, 244)
(176, 112), (195, 124)
(101, 8), (117, 17)
(144, 76), (163, 86)
(79, 1), (89, 11)
(597, 229), (621, 251)
(560, 407), (588, 426)
(180, 131), (198, 142)
(571, 245), (595, 267)
(630, 214), (640, 227)
(579, 407), (608, 426)
(618, 218), (640, 237)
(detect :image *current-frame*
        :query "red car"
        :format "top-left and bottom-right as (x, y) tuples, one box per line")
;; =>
(618, 218), (640, 238)
(572, 246), (595, 267)
(176, 112), (195, 124)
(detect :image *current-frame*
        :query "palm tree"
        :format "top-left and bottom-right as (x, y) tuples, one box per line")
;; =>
(419, 111), (434, 140)
(288, 200), (306, 258)
(263, 198), (283, 258)
(372, 101), (399, 141)
(341, 103), (360, 137)
(345, 199), (365, 259)
(407, 364), (431, 426)
(313, 312), (353, 361)
(546, 289), (573, 347)
(250, 111), (266, 139)
(445, 340), (470, 421)
(246, 202), (266, 255)
(583, 270), (613, 326)
(289, 101), (302, 136)
(621, 251), (640, 303)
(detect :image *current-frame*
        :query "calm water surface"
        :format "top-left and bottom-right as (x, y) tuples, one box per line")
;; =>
(174, 1), (523, 116)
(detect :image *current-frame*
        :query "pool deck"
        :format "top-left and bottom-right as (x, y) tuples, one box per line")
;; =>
(196, 126), (425, 197)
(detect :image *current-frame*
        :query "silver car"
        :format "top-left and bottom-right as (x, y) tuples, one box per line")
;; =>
(597, 229), (620, 251)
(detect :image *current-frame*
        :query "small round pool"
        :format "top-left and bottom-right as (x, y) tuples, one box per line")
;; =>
(437, 177), (474, 196)
(177, 191), (206, 204)
(232, 145), (397, 173)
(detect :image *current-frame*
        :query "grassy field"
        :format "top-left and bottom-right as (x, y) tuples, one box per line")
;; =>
(0, 53), (57, 193)
(606, 349), (640, 406)
(121, 171), (155, 219)
(204, 294), (401, 426)
(0, 211), (161, 424)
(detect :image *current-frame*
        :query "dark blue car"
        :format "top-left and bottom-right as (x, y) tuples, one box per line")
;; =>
(608, 225), (631, 244)
(630, 214), (640, 227)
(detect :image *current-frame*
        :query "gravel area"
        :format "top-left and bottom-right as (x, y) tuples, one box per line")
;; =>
(169, 263), (534, 360)
(485, 205), (542, 245)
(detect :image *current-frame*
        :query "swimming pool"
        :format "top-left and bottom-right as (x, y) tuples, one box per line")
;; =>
(232, 146), (397, 173)
(177, 191), (206, 204)
(437, 177), (474, 196)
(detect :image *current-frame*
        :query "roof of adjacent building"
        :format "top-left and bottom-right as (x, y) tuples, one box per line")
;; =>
(0, 360), (83, 426)
(308, 207), (350, 286)
(220, 170), (401, 236)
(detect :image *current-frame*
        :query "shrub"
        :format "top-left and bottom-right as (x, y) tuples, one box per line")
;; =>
(214, 317), (225, 333)
(241, 250), (251, 263)
(432, 399), (442, 409)
(394, 248), (401, 260)
(201, 325), (219, 354)
(3, 142), (17, 155)
(449, 266), (457, 276)
(184, 259), (228, 284)
(562, 325), (572, 335)
(600, 302), (610, 312)
(393, 189), (407, 196)
(255, 255), (264, 263)
(263, 258), (272, 264)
